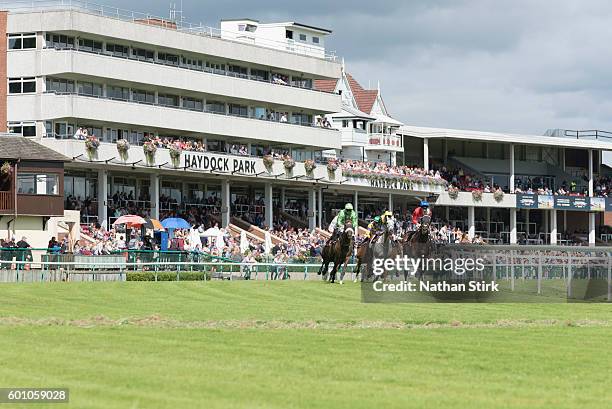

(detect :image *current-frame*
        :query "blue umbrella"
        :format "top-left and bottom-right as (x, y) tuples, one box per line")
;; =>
(161, 217), (191, 230)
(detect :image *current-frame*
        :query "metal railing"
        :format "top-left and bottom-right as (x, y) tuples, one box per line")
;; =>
(563, 129), (612, 140)
(42, 90), (336, 130)
(4, 0), (338, 61)
(44, 47), (334, 94)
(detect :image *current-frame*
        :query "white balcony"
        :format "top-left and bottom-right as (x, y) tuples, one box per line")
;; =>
(38, 139), (342, 182)
(365, 133), (404, 152)
(7, 8), (341, 78)
(8, 48), (341, 113)
(340, 128), (369, 146)
(8, 93), (341, 150)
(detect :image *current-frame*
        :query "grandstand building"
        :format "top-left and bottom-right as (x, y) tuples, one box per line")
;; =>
(2, 1), (611, 248)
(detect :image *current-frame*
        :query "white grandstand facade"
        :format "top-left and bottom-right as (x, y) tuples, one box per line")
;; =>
(3, 1), (612, 248)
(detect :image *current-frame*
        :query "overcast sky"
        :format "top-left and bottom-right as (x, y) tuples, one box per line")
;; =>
(103, 0), (612, 135)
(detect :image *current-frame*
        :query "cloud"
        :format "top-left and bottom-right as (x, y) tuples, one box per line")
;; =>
(85, 1), (612, 135)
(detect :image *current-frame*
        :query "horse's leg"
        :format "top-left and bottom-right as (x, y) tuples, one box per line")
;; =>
(330, 261), (337, 284)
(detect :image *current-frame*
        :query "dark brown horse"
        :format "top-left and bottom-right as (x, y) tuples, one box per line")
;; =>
(318, 220), (355, 284)
(403, 215), (434, 280)
(354, 217), (402, 282)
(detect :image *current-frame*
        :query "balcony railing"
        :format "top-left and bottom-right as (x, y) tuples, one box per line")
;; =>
(368, 134), (403, 148)
(42, 91), (338, 131)
(0, 191), (13, 212)
(6, 0), (338, 61)
(43, 47), (335, 95)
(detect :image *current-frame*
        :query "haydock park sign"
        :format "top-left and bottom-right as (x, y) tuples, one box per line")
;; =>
(369, 178), (412, 190)
(183, 152), (257, 174)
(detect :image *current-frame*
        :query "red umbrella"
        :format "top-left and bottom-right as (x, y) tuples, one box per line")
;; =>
(112, 215), (146, 227)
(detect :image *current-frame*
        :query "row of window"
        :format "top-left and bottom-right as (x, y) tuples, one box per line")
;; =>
(44, 77), (314, 121)
(285, 30), (320, 44)
(17, 174), (59, 196)
(41, 32), (313, 88)
(8, 33), (36, 50)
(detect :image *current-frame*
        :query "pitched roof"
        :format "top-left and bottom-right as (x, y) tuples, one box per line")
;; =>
(345, 73), (378, 114)
(313, 78), (338, 93)
(0, 136), (69, 162)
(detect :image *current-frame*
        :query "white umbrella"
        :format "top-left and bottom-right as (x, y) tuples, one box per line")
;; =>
(200, 226), (221, 237)
(264, 231), (273, 255)
(240, 230), (249, 254)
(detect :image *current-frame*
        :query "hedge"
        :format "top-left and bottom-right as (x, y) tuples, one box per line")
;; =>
(126, 271), (209, 281)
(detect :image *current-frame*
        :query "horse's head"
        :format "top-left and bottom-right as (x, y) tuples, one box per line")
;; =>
(343, 220), (354, 240)
(419, 215), (431, 235)
(385, 216), (395, 233)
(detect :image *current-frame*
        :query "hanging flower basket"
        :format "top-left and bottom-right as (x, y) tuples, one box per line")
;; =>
(116, 139), (130, 161)
(304, 159), (316, 174)
(283, 157), (295, 171)
(493, 189), (504, 202)
(326, 159), (338, 172)
(169, 144), (182, 168)
(84, 135), (100, 160)
(447, 185), (459, 199)
(0, 162), (12, 177)
(143, 141), (157, 166)
(472, 189), (483, 201)
(263, 154), (274, 170)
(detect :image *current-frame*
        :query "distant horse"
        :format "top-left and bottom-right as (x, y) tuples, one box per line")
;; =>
(318, 220), (355, 284)
(354, 216), (402, 282)
(403, 215), (434, 280)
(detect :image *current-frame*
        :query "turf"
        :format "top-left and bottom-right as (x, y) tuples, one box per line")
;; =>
(1, 281), (612, 408)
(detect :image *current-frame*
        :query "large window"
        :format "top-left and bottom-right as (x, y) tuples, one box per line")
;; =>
(205, 61), (225, 74)
(106, 43), (129, 58)
(77, 81), (103, 97)
(158, 94), (179, 107)
(8, 121), (36, 137)
(229, 104), (248, 117)
(8, 33), (36, 50)
(108, 86), (129, 101)
(17, 173), (59, 195)
(206, 101), (225, 114)
(158, 52), (179, 66)
(45, 33), (74, 49)
(8, 77), (36, 94)
(132, 47), (154, 62)
(132, 89), (155, 104)
(183, 97), (203, 111)
(228, 65), (248, 78)
(182, 56), (203, 70)
(250, 69), (269, 82)
(78, 38), (102, 53)
(46, 77), (75, 93)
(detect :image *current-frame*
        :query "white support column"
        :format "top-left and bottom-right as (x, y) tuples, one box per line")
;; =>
(150, 173), (159, 220)
(221, 179), (230, 228)
(561, 148), (566, 171)
(264, 183), (273, 229)
(550, 209), (557, 245)
(388, 193), (393, 213)
(468, 206), (475, 240)
(588, 149), (594, 197)
(308, 188), (316, 231)
(97, 170), (108, 229)
(423, 138), (429, 171)
(510, 208), (517, 244)
(589, 212), (596, 247)
(509, 144), (515, 193)
(317, 188), (323, 228)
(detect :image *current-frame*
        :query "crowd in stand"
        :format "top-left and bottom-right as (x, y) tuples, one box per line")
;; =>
(340, 159), (444, 181)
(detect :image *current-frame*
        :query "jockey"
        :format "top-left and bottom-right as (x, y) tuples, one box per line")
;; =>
(365, 216), (381, 239)
(412, 200), (432, 227)
(380, 210), (395, 236)
(331, 203), (358, 241)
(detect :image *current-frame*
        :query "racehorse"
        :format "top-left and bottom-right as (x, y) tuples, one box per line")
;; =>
(318, 220), (355, 284)
(403, 214), (433, 280)
(354, 216), (402, 282)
